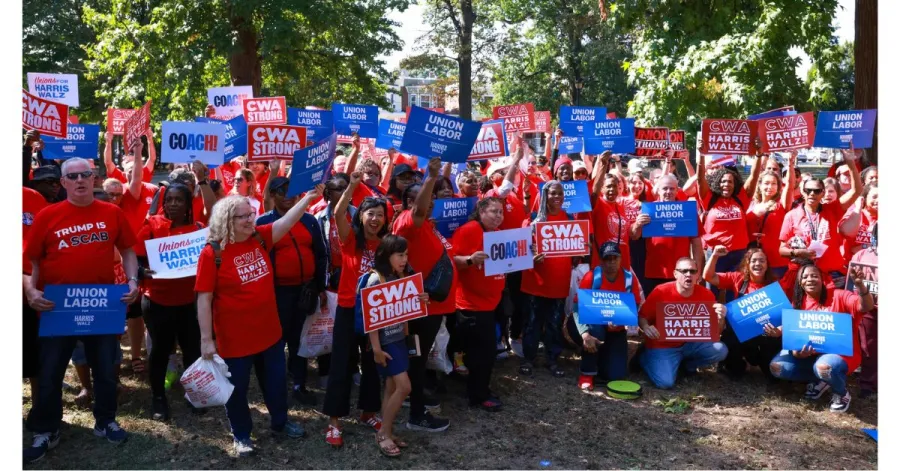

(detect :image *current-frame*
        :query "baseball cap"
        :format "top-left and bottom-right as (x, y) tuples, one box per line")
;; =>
(392, 163), (415, 178)
(486, 157), (511, 178)
(600, 241), (621, 259)
(269, 176), (291, 193)
(573, 160), (588, 173)
(32, 165), (61, 182)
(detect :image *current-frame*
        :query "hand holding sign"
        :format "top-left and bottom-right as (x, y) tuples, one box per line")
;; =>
(793, 344), (817, 358)
(26, 287), (55, 312)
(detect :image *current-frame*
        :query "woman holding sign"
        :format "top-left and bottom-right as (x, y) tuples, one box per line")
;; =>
(747, 152), (796, 277)
(195, 189), (321, 457)
(768, 261), (873, 413)
(134, 183), (205, 421)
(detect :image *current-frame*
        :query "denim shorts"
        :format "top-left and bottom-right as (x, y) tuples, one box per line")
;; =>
(71, 340), (123, 367)
(376, 341), (409, 378)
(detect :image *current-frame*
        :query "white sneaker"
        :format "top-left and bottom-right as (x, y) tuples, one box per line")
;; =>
(830, 391), (851, 413)
(510, 339), (524, 357)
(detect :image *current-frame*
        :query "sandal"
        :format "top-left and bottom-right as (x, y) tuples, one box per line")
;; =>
(376, 433), (401, 457)
(518, 363), (533, 376)
(131, 358), (146, 375)
(392, 435), (408, 448)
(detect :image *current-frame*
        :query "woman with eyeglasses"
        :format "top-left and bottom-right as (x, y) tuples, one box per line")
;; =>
(195, 189), (320, 457)
(451, 197), (507, 412)
(746, 152), (796, 277)
(768, 260), (873, 413)
(323, 172), (388, 448)
(133, 183), (205, 421)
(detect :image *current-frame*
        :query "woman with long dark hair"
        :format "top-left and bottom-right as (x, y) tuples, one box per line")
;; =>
(747, 153), (796, 277)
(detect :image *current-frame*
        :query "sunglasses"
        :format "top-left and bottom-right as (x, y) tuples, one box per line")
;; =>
(675, 268), (698, 275)
(364, 196), (386, 203)
(803, 188), (824, 195)
(65, 171), (93, 181)
(233, 177), (245, 183)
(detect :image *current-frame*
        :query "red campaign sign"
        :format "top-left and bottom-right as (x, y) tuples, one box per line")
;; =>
(67, 115), (79, 124)
(493, 103), (535, 132)
(123, 101), (151, 151)
(107, 108), (136, 135)
(757, 111), (815, 153)
(468, 120), (507, 162)
(656, 302), (719, 342)
(535, 220), (591, 258)
(668, 130), (690, 159)
(635, 127), (670, 158)
(248, 124), (308, 161)
(361, 273), (427, 333)
(336, 135), (373, 145)
(534, 111), (552, 133)
(606, 112), (617, 119)
(700, 119), (757, 155)
(242, 97), (287, 125)
(22, 89), (69, 138)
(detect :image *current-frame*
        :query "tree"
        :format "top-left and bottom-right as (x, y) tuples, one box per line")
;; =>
(854, 0), (876, 163)
(808, 41), (854, 111)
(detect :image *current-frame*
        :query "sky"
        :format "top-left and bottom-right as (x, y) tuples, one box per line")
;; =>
(382, 0), (856, 77)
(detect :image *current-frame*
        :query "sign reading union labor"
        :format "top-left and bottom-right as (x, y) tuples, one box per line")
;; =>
(400, 106), (483, 164)
(656, 302), (719, 342)
(360, 273), (427, 333)
(39, 285), (131, 337)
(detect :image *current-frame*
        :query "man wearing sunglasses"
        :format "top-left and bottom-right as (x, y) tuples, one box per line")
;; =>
(24, 157), (141, 463)
(636, 258), (728, 389)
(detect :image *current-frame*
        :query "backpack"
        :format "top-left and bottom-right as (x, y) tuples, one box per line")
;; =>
(354, 270), (385, 336)
(591, 266), (633, 292)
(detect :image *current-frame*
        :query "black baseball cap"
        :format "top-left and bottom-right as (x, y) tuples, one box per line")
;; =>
(392, 164), (415, 178)
(269, 176), (291, 193)
(600, 241), (621, 259)
(32, 165), (61, 182)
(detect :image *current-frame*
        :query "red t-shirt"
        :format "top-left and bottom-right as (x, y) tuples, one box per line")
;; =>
(644, 219), (702, 280)
(521, 212), (575, 299)
(217, 161), (241, 195)
(268, 219), (316, 286)
(851, 248), (878, 310)
(109, 166), (153, 185)
(23, 188), (49, 275)
(618, 197), (643, 229)
(745, 201), (788, 268)
(716, 272), (766, 299)
(351, 184), (395, 225)
(452, 220), (505, 312)
(590, 197), (631, 269)
(337, 230), (380, 308)
(639, 281), (716, 349)
(134, 215), (205, 306)
(800, 289), (864, 372)
(194, 224), (281, 358)
(779, 201), (845, 274)
(701, 190), (751, 250)
(119, 182), (158, 236)
(152, 187), (210, 226)
(577, 267), (645, 332)
(25, 200), (137, 289)
(486, 191), (528, 232)
(391, 210), (457, 315)
(850, 209), (876, 254)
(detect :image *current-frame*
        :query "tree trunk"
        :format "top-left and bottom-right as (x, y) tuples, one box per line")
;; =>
(855, 0), (877, 164)
(229, 15), (262, 96)
(458, 0), (474, 120)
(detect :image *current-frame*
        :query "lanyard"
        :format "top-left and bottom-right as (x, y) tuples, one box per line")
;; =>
(803, 207), (821, 241)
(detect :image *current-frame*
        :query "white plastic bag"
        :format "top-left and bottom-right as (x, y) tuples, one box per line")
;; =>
(566, 263), (590, 316)
(426, 319), (452, 374)
(180, 354), (234, 408)
(298, 291), (337, 358)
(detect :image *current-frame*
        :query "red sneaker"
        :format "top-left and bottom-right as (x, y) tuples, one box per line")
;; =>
(578, 375), (594, 391)
(325, 425), (343, 447)
(360, 413), (383, 432)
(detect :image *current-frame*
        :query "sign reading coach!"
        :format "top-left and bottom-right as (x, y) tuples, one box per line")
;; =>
(247, 124), (307, 161)
(724, 282), (791, 342)
(23, 89), (69, 139)
(577, 289), (638, 326)
(332, 103), (379, 138)
(782, 309), (853, 356)
(535, 220), (590, 257)
(207, 85), (253, 120)
(39, 285), (130, 337)
(584, 118), (635, 154)
(144, 228), (209, 279)
(242, 97), (287, 125)
(814, 110), (877, 149)
(483, 227), (533, 276)
(639, 201), (699, 237)
(656, 302), (719, 342)
(42, 124), (100, 160)
(162, 121), (225, 165)
(361, 273), (427, 333)
(288, 133), (338, 198)
(401, 106), (483, 164)
(27, 72), (80, 108)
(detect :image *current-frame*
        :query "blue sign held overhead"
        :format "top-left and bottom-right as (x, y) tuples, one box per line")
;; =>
(813, 110), (877, 149)
(400, 106), (483, 164)
(782, 309), (854, 356)
(42, 124), (101, 160)
(748, 108), (797, 121)
(577, 289), (638, 326)
(557, 136), (583, 154)
(287, 133), (338, 198)
(559, 106), (606, 137)
(584, 118), (636, 154)
(431, 197), (477, 238)
(376, 119), (406, 151)
(287, 108), (334, 142)
(640, 201), (699, 237)
(539, 180), (592, 214)
(196, 115), (248, 163)
(39, 285), (130, 337)
(331, 103), (379, 138)
(724, 282), (791, 342)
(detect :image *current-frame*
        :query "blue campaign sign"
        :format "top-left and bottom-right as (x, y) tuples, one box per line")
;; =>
(42, 124), (101, 160)
(557, 136), (583, 154)
(431, 197), (477, 238)
(417, 157), (467, 193)
(782, 309), (854, 356)
(539, 180), (592, 214)
(400, 106), (483, 164)
(376, 119), (405, 150)
(748, 108), (796, 120)
(331, 103), (379, 138)
(197, 115), (248, 162)
(724, 282), (791, 342)
(287, 108), (333, 141)
(577, 289), (638, 326)
(288, 133), (338, 198)
(813, 110), (877, 149)
(161, 121), (226, 165)
(584, 118), (636, 154)
(559, 106), (606, 136)
(640, 201), (698, 237)
(39, 285), (130, 337)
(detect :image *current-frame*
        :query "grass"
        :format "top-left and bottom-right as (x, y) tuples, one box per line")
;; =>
(22, 340), (877, 469)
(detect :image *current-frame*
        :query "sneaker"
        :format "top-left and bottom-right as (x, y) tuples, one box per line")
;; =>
(93, 421), (128, 444)
(510, 339), (524, 357)
(151, 396), (169, 421)
(325, 425), (343, 447)
(453, 353), (469, 375)
(578, 375), (594, 391)
(470, 398), (502, 412)
(232, 438), (256, 457)
(274, 421), (306, 438)
(360, 413), (383, 432)
(406, 412), (450, 432)
(830, 391), (852, 413)
(401, 394), (441, 411)
(804, 380), (831, 401)
(23, 431), (59, 464)
(292, 387), (318, 406)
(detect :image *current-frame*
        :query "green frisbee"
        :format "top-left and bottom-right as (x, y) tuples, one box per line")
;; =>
(606, 380), (642, 400)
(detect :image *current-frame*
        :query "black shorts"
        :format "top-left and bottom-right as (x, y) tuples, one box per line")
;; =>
(23, 302), (40, 378)
(126, 294), (144, 319)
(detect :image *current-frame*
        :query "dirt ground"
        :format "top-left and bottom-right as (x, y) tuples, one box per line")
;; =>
(22, 340), (877, 470)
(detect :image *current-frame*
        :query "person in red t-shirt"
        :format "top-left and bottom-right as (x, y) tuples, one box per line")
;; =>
(637, 257), (728, 389)
(151, 164), (217, 226)
(746, 152), (796, 277)
(451, 198), (507, 412)
(133, 183), (205, 421)
(850, 225), (877, 397)
(768, 261), (874, 413)
(572, 242), (645, 391)
(103, 129), (157, 184)
(195, 190), (319, 456)
(23, 157), (140, 462)
(229, 168), (264, 215)
(846, 183), (877, 258)
(323, 172), (388, 448)
(591, 172), (632, 269)
(22, 187), (48, 403)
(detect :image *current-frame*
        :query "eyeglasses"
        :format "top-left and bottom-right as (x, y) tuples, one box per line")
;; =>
(803, 188), (824, 195)
(64, 171), (93, 181)
(675, 268), (698, 275)
(105, 192), (124, 198)
(233, 177), (245, 183)
(232, 212), (255, 221)
(364, 196), (386, 203)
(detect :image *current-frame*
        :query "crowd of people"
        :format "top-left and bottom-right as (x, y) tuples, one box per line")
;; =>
(21, 109), (878, 462)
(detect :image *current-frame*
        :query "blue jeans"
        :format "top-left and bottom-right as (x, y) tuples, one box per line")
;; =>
(580, 328), (628, 381)
(223, 341), (289, 441)
(705, 248), (746, 303)
(768, 350), (848, 395)
(522, 296), (565, 365)
(640, 342), (728, 389)
(26, 335), (121, 433)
